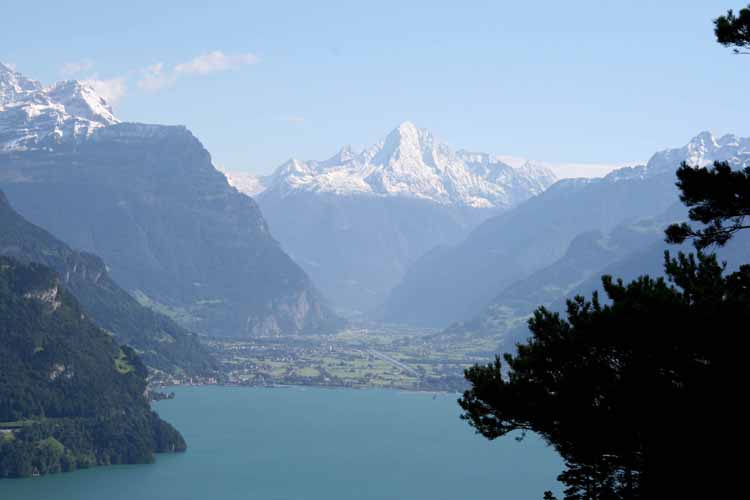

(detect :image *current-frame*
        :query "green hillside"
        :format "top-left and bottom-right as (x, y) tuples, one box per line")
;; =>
(0, 257), (185, 478)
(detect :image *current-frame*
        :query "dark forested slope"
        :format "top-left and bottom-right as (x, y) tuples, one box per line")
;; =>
(0, 190), (216, 376)
(0, 257), (185, 478)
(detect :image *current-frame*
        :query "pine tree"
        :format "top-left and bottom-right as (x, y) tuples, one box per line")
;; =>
(665, 161), (750, 248)
(715, 4), (750, 53)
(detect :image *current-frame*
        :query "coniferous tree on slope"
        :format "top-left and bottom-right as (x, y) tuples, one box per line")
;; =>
(664, 4), (750, 249)
(665, 161), (750, 248)
(460, 252), (748, 499)
(458, 6), (750, 499)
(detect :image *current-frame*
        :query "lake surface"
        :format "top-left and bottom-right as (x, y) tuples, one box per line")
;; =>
(0, 386), (562, 500)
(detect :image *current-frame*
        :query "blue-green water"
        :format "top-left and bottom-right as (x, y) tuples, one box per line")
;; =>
(0, 386), (562, 500)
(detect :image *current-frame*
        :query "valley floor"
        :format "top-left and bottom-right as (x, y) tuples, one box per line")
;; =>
(188, 325), (501, 393)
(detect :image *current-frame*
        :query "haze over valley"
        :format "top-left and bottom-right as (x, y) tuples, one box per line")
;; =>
(5, 60), (747, 388)
(1, 2), (748, 498)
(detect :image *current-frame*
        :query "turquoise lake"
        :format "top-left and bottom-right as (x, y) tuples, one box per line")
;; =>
(0, 386), (562, 500)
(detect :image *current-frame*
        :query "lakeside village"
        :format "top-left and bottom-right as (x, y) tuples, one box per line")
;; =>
(147, 326), (501, 394)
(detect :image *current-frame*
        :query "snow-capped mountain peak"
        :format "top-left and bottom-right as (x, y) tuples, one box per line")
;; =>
(225, 122), (558, 209)
(0, 63), (119, 152)
(646, 130), (750, 174)
(47, 80), (118, 125)
(375, 121), (436, 164)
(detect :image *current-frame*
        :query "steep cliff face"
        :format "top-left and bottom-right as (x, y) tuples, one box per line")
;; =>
(0, 190), (216, 374)
(1, 63), (341, 338)
(0, 124), (341, 337)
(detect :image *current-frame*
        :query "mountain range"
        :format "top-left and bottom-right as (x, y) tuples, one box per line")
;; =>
(3, 59), (747, 344)
(0, 62), (340, 338)
(462, 203), (750, 351)
(232, 121), (557, 209)
(419, 130), (750, 336)
(223, 122), (558, 313)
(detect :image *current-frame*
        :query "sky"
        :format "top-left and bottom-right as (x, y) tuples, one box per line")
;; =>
(2, 0), (747, 176)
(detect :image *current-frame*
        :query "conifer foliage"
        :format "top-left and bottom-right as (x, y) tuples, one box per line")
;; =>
(665, 161), (750, 249)
(459, 7), (750, 498)
(715, 4), (750, 53)
(460, 251), (748, 498)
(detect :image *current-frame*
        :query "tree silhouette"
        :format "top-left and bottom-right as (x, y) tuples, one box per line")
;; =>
(460, 252), (748, 499)
(662, 5), (750, 248)
(665, 161), (750, 248)
(459, 6), (750, 498)
(715, 4), (750, 53)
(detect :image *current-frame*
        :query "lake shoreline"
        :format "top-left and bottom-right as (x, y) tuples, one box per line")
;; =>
(2, 386), (563, 499)
(152, 381), (463, 397)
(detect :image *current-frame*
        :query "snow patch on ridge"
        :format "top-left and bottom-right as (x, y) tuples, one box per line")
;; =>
(217, 167), (267, 197)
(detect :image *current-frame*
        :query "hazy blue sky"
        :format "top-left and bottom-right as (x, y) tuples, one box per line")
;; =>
(2, 1), (747, 174)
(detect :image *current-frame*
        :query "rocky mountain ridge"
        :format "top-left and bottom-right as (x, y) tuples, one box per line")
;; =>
(224, 121), (558, 209)
(0, 64), (340, 337)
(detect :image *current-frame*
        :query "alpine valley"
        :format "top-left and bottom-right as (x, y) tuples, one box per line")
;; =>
(393, 131), (750, 346)
(4, 60), (748, 362)
(223, 123), (750, 339)
(3, 2), (750, 498)
(222, 121), (558, 314)
(2, 58), (749, 484)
